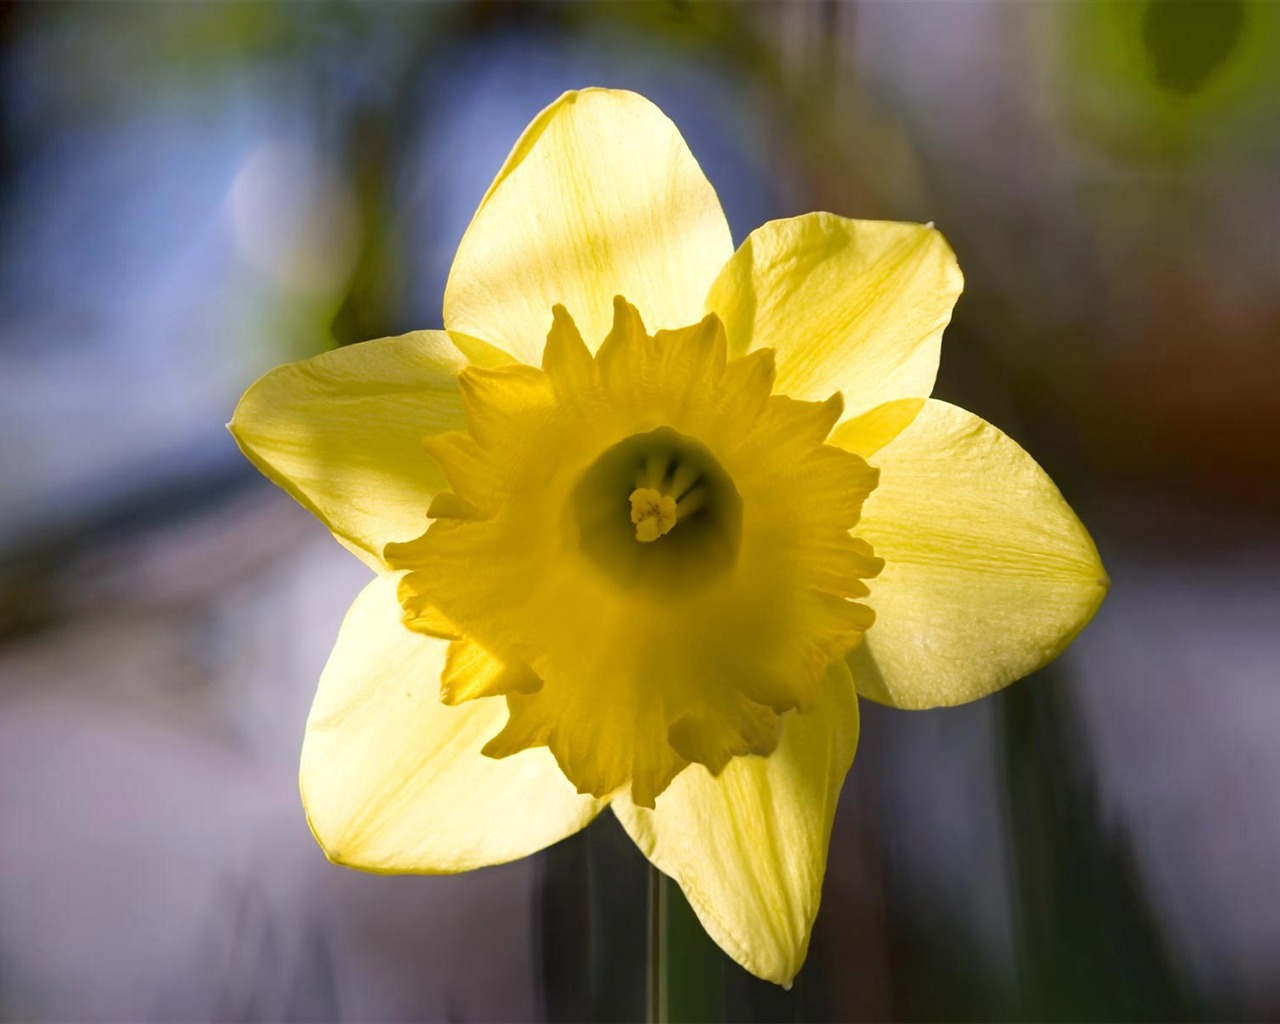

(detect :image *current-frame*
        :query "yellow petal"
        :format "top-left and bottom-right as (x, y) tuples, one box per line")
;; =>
(706, 214), (962, 418)
(300, 575), (604, 872)
(613, 659), (860, 986)
(444, 89), (733, 365)
(229, 332), (468, 570)
(844, 399), (1109, 709)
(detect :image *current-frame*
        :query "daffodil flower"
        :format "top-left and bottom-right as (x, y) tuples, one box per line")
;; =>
(230, 88), (1108, 986)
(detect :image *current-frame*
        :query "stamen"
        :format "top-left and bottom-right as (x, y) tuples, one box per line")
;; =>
(629, 487), (678, 543)
(669, 460), (700, 501)
(675, 485), (708, 520)
(641, 452), (670, 490)
(575, 426), (742, 588)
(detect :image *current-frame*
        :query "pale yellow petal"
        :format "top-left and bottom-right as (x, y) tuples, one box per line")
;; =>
(300, 575), (604, 873)
(706, 214), (962, 417)
(444, 88), (733, 364)
(229, 332), (468, 570)
(844, 399), (1109, 709)
(613, 659), (859, 986)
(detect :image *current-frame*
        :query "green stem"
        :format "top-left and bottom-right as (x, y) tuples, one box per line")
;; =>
(647, 864), (727, 1023)
(648, 862), (668, 1024)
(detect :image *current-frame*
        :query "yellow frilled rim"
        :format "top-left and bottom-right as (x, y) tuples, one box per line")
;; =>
(385, 298), (883, 807)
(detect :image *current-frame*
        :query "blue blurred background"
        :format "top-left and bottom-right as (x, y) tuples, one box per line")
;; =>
(1, 1), (1278, 1020)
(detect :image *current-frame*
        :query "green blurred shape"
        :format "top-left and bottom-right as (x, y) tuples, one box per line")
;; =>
(540, 812), (839, 1022)
(1000, 671), (1213, 1021)
(1061, 0), (1280, 161)
(656, 865), (828, 1024)
(537, 815), (646, 1022)
(651, 868), (726, 1024)
(1142, 0), (1247, 95)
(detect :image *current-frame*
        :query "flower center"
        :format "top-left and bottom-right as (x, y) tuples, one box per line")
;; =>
(628, 488), (677, 542)
(572, 426), (742, 592)
(388, 298), (883, 806)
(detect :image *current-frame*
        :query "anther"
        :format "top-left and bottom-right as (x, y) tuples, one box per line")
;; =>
(629, 487), (677, 542)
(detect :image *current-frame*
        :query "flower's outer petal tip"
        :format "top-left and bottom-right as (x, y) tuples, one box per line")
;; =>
(852, 399), (1110, 710)
(1070, 538), (1110, 638)
(445, 85), (732, 364)
(707, 215), (963, 418)
(300, 766), (391, 876)
(300, 800), (356, 874)
(911, 216), (963, 282)
(927, 217), (962, 265)
(228, 332), (470, 570)
(614, 660), (858, 986)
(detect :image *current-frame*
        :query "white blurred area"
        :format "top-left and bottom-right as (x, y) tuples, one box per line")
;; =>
(0, 501), (542, 1022)
(0, 34), (548, 1020)
(0, 104), (360, 545)
(228, 142), (361, 295)
(1072, 541), (1280, 1013)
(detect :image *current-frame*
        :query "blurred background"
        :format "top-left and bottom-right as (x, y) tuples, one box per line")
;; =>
(1, 1), (1278, 1020)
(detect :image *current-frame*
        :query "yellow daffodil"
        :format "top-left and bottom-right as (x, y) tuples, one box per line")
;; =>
(229, 88), (1107, 986)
